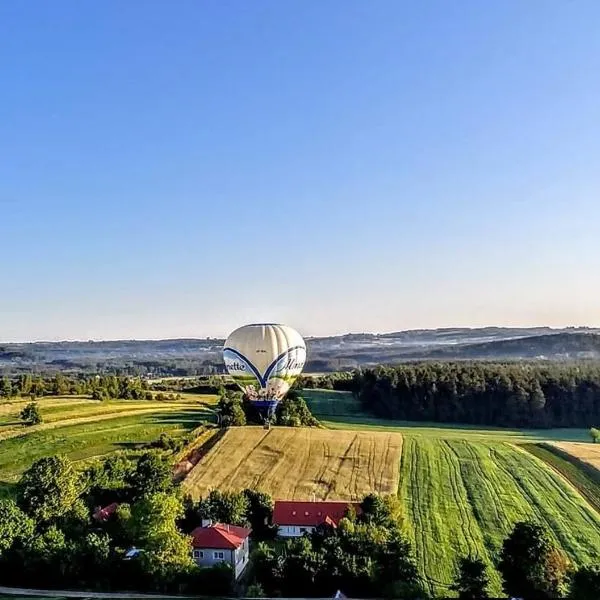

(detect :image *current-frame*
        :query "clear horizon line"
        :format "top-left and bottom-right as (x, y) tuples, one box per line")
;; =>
(2, 324), (598, 345)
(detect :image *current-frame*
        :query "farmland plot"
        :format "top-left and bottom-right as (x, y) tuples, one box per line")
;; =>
(553, 441), (600, 473)
(182, 426), (403, 501)
(399, 438), (600, 597)
(0, 395), (216, 484)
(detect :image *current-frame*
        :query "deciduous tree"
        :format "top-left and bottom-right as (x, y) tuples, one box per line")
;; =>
(20, 402), (42, 426)
(0, 499), (35, 556)
(569, 565), (600, 600)
(499, 520), (568, 599)
(128, 493), (194, 582)
(17, 456), (80, 523)
(451, 556), (490, 599)
(126, 452), (173, 498)
(197, 489), (249, 527)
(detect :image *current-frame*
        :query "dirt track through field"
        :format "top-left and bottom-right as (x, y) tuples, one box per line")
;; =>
(181, 426), (403, 501)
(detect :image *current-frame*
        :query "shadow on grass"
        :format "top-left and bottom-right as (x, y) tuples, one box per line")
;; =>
(1, 420), (24, 427)
(114, 441), (149, 450)
(148, 409), (212, 427)
(0, 481), (17, 498)
(126, 409), (219, 430)
(319, 414), (591, 442)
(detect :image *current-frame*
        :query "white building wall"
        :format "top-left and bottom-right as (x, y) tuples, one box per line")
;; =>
(233, 538), (250, 579)
(192, 543), (250, 580)
(277, 525), (316, 538)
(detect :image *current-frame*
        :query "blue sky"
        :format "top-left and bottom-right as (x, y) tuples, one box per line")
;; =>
(1, 0), (599, 341)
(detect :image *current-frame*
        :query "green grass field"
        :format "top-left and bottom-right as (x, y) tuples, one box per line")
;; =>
(2, 388), (599, 600)
(399, 438), (600, 597)
(0, 393), (217, 486)
(302, 389), (600, 596)
(522, 443), (600, 515)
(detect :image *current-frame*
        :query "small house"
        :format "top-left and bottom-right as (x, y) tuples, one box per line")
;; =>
(273, 500), (361, 537)
(190, 521), (251, 580)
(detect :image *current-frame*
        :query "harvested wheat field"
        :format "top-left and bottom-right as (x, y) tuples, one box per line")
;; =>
(553, 442), (600, 472)
(182, 426), (403, 501)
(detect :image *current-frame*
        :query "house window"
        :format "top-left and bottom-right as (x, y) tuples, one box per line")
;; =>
(193, 550), (203, 559)
(213, 551), (224, 560)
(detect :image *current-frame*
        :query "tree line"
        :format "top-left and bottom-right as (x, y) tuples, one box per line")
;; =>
(0, 450), (598, 598)
(352, 362), (600, 429)
(0, 373), (184, 401)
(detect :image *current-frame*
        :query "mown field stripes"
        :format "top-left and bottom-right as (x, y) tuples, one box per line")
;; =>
(522, 443), (600, 515)
(398, 438), (600, 598)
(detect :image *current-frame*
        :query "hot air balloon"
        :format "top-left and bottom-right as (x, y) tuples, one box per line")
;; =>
(222, 323), (307, 425)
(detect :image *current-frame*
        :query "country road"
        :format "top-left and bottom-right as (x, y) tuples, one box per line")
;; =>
(0, 586), (195, 599)
(0, 586), (331, 600)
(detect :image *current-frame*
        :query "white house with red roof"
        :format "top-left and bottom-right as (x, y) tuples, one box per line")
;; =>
(190, 521), (251, 579)
(273, 500), (361, 537)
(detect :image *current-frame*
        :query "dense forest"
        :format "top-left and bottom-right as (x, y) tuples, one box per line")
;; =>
(352, 363), (600, 428)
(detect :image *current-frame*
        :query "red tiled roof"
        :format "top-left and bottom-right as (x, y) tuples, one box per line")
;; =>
(273, 500), (361, 528)
(93, 502), (119, 522)
(191, 523), (251, 550)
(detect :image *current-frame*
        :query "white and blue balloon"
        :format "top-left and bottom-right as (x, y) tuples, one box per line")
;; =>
(222, 323), (307, 420)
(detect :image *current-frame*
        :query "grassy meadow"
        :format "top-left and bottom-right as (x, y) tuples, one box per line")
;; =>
(305, 390), (600, 595)
(303, 389), (592, 443)
(400, 437), (600, 596)
(0, 393), (218, 486)
(522, 442), (600, 515)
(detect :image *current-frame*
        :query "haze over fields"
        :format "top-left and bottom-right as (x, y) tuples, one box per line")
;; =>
(2, 327), (600, 374)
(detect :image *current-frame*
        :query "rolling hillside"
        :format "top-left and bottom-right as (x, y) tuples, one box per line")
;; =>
(400, 437), (600, 596)
(3, 327), (600, 374)
(182, 390), (600, 596)
(182, 420), (600, 597)
(0, 394), (217, 487)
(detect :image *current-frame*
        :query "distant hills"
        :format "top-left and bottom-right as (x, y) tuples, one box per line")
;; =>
(1, 327), (599, 375)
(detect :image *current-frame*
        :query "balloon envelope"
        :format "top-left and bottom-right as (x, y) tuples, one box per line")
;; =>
(223, 323), (306, 414)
